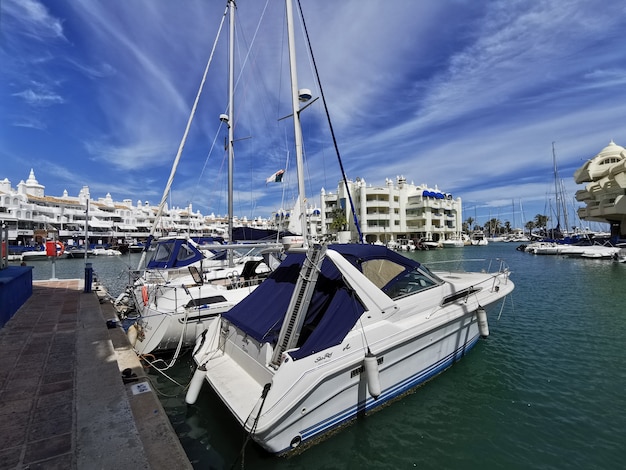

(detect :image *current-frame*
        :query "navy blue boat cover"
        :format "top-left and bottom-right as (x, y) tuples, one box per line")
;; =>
(145, 238), (206, 269)
(223, 244), (420, 360)
(232, 227), (294, 241)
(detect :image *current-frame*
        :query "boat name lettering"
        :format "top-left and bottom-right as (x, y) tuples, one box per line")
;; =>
(342, 343), (351, 351)
(315, 352), (332, 363)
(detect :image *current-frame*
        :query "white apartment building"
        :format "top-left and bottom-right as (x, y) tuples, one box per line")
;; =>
(574, 140), (626, 240)
(0, 169), (261, 246)
(320, 176), (463, 244)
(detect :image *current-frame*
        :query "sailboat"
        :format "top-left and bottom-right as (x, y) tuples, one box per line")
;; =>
(522, 143), (616, 255)
(185, 0), (514, 455)
(116, 2), (284, 355)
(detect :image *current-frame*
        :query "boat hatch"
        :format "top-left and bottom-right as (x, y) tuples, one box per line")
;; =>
(188, 266), (203, 285)
(185, 295), (228, 309)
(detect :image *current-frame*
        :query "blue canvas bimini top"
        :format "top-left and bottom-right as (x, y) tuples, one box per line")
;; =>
(223, 244), (421, 360)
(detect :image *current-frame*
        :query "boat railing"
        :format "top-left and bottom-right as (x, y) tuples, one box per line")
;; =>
(428, 258), (511, 275)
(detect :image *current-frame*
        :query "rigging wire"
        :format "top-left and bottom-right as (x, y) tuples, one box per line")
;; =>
(138, 4), (230, 269)
(295, 0), (364, 243)
(195, 0), (273, 222)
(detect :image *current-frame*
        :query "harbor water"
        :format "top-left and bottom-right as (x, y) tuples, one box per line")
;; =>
(23, 244), (626, 469)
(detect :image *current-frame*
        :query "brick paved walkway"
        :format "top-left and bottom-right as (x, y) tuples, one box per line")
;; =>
(0, 280), (80, 469)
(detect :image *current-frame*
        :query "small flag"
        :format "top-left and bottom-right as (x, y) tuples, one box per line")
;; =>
(266, 169), (285, 184)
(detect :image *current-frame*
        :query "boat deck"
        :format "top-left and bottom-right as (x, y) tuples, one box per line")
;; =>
(205, 343), (269, 424)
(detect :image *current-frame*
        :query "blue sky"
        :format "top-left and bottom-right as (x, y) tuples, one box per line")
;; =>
(2, 0), (626, 230)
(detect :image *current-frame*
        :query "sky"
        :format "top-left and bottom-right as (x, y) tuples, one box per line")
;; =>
(2, 0), (626, 231)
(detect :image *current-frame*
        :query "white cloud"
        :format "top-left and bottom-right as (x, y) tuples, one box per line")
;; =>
(12, 88), (64, 106)
(1, 0), (65, 41)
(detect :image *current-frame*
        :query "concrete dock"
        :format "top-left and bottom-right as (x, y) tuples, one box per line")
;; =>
(0, 279), (192, 469)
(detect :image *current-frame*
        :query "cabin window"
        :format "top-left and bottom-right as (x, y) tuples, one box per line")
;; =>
(152, 242), (174, 262)
(177, 243), (198, 262)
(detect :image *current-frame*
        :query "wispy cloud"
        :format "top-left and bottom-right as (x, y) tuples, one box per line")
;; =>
(1, 0), (66, 41)
(12, 88), (64, 107)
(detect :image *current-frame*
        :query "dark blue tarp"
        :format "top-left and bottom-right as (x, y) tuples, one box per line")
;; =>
(232, 227), (294, 241)
(146, 239), (205, 269)
(223, 244), (421, 360)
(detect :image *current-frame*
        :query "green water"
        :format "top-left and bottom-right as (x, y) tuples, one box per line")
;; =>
(27, 245), (626, 469)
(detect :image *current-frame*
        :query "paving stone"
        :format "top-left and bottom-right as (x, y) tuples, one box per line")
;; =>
(0, 280), (191, 470)
(23, 433), (72, 465)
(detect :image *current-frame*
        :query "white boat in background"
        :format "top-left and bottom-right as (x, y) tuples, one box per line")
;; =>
(522, 241), (621, 259)
(21, 249), (50, 261)
(117, 236), (281, 355)
(185, 0), (514, 456)
(396, 238), (416, 251)
(21, 241), (67, 260)
(64, 246), (94, 258)
(559, 244), (621, 259)
(385, 239), (399, 250)
(524, 242), (559, 255)
(421, 240), (441, 249)
(470, 230), (488, 246)
(441, 237), (465, 248)
(441, 240), (465, 248)
(92, 247), (122, 256)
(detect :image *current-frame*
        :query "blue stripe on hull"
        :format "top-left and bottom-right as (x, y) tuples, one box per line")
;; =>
(284, 333), (480, 451)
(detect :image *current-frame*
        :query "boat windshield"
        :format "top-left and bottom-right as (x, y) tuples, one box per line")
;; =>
(383, 266), (442, 299)
(151, 241), (175, 263)
(360, 258), (405, 288)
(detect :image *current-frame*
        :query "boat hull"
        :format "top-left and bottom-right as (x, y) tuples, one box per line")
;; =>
(255, 314), (483, 454)
(130, 282), (257, 354)
(193, 292), (508, 454)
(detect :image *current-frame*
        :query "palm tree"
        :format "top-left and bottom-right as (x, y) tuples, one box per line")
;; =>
(329, 208), (347, 232)
(534, 214), (549, 230)
(525, 220), (535, 236)
(488, 218), (501, 236)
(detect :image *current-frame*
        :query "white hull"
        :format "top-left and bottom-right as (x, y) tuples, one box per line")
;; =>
(21, 251), (51, 261)
(441, 240), (464, 248)
(244, 314), (482, 453)
(524, 242), (621, 258)
(130, 281), (258, 354)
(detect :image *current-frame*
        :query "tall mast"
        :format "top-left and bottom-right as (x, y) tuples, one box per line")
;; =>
(552, 141), (561, 232)
(136, 3), (230, 270)
(285, 0), (309, 248)
(227, 0), (235, 266)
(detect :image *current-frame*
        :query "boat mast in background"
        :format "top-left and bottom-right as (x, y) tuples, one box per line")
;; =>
(136, 4), (230, 270)
(552, 141), (570, 234)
